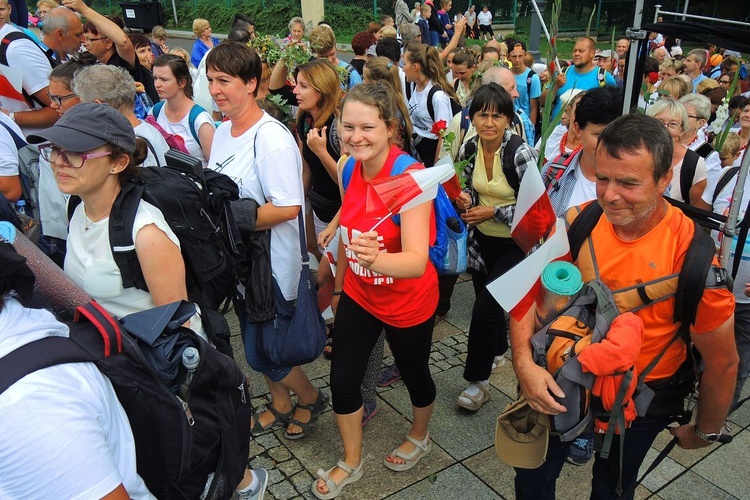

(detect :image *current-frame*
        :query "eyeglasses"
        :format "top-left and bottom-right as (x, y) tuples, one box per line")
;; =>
(39, 144), (112, 168)
(83, 36), (106, 44)
(659, 121), (683, 130)
(47, 91), (77, 106)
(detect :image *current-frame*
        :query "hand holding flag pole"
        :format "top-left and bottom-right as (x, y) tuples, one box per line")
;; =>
(365, 160), (456, 231)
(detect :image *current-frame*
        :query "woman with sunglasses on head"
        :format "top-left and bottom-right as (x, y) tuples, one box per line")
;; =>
(150, 54), (215, 166)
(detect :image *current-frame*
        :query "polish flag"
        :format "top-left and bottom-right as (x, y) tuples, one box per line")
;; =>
(510, 168), (557, 254)
(0, 64), (26, 104)
(487, 218), (571, 321)
(434, 155), (463, 201)
(365, 160), (454, 227)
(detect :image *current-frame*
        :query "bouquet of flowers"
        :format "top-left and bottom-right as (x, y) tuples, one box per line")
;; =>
(247, 35), (282, 67)
(279, 41), (312, 74)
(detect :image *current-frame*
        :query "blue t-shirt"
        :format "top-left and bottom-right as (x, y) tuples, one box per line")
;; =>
(514, 68), (541, 118)
(337, 59), (362, 90)
(551, 66), (616, 117)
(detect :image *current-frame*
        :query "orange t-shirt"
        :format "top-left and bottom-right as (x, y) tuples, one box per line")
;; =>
(577, 203), (734, 381)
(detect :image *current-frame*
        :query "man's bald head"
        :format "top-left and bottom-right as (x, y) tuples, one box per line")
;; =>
(42, 7), (80, 35)
(482, 65), (519, 100)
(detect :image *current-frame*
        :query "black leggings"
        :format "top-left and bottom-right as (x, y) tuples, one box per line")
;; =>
(331, 293), (436, 414)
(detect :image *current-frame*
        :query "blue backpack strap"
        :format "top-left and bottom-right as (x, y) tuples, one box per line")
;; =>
(341, 156), (357, 191)
(187, 104), (207, 144)
(0, 121), (27, 150)
(389, 153), (421, 226)
(151, 100), (165, 120)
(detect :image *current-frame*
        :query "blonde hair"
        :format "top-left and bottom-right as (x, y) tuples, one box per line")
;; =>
(364, 57), (413, 139)
(37, 0), (57, 10)
(717, 132), (741, 160)
(169, 47), (192, 67)
(658, 76), (690, 100)
(696, 78), (719, 95)
(192, 18), (210, 38)
(295, 59), (342, 129)
(309, 25), (336, 55)
(379, 26), (397, 38)
(152, 25), (167, 41)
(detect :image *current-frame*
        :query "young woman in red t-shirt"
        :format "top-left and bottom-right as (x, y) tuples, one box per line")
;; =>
(312, 83), (439, 499)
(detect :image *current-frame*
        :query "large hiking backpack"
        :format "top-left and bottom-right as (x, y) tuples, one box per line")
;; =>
(0, 300), (252, 500)
(531, 202), (725, 447)
(68, 151), (245, 318)
(342, 153), (468, 275)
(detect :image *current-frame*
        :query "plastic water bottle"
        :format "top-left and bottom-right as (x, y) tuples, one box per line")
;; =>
(15, 199), (27, 216)
(179, 347), (200, 400)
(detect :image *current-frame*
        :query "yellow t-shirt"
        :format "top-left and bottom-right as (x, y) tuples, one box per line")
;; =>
(473, 139), (516, 237)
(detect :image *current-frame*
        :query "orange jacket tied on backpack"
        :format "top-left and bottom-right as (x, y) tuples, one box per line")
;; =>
(578, 312), (644, 434)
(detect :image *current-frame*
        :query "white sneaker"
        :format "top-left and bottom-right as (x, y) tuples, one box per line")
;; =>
(237, 468), (268, 500)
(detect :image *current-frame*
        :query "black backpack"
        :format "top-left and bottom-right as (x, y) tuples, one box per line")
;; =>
(70, 151), (245, 315)
(677, 148), (702, 204)
(459, 133), (525, 196)
(0, 300), (253, 500)
(406, 83), (463, 121)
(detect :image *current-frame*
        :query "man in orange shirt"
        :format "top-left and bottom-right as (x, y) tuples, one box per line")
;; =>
(510, 113), (738, 499)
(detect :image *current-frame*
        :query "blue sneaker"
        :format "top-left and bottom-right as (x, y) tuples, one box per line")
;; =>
(566, 437), (594, 466)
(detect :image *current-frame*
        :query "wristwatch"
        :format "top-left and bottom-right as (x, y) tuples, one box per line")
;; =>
(694, 426), (722, 443)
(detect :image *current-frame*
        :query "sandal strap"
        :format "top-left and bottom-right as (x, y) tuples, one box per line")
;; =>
(336, 460), (354, 474)
(459, 385), (490, 405)
(404, 433), (430, 452)
(266, 404), (293, 422)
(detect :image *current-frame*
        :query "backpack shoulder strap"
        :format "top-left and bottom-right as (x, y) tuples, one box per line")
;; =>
(0, 120), (27, 150)
(544, 150), (579, 191)
(459, 104), (471, 143)
(341, 156), (356, 191)
(109, 180), (148, 292)
(345, 63), (355, 88)
(0, 301), (122, 395)
(502, 133), (524, 195)
(187, 104), (207, 144)
(711, 166), (740, 205)
(597, 67), (606, 87)
(151, 101), (165, 120)
(567, 201), (604, 262)
(405, 81), (413, 101)
(680, 149), (700, 203)
(426, 85), (440, 123)
(387, 153), (421, 226)
(695, 142), (714, 159)
(674, 220), (720, 328)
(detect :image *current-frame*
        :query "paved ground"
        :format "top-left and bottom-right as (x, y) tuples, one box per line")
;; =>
(227, 273), (750, 500)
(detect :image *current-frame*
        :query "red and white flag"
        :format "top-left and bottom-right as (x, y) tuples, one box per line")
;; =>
(487, 218), (571, 321)
(0, 63), (26, 107)
(510, 168), (557, 254)
(365, 160), (454, 229)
